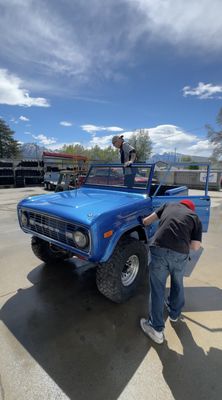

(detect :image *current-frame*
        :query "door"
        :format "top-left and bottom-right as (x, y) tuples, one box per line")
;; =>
(149, 162), (211, 237)
(152, 194), (210, 233)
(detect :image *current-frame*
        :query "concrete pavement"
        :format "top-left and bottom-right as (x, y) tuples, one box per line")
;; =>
(0, 187), (222, 400)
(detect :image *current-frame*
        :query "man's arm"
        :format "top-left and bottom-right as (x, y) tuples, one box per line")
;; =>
(124, 150), (136, 166)
(190, 240), (201, 251)
(142, 212), (158, 226)
(129, 151), (136, 163)
(190, 218), (202, 251)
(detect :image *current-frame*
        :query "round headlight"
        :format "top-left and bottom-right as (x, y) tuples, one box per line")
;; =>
(21, 212), (28, 226)
(72, 230), (88, 248)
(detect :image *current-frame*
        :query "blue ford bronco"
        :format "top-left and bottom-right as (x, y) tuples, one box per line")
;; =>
(17, 163), (210, 303)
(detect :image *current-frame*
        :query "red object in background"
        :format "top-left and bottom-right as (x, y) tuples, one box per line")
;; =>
(77, 175), (86, 186)
(78, 175), (86, 185)
(43, 151), (88, 161)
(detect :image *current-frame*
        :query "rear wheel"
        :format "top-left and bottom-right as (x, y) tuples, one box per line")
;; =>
(31, 236), (73, 263)
(96, 237), (148, 303)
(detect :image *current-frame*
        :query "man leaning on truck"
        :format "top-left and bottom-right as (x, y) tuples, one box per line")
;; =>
(140, 200), (202, 344)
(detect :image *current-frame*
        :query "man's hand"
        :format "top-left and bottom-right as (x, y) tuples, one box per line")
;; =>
(190, 240), (201, 251)
(141, 212), (158, 226)
(124, 161), (133, 167)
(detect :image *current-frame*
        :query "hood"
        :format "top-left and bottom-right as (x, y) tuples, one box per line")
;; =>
(18, 187), (147, 226)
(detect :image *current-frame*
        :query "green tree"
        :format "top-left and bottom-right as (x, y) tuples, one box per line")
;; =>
(181, 155), (192, 162)
(180, 156), (199, 169)
(206, 108), (222, 159)
(128, 129), (152, 161)
(188, 165), (199, 170)
(89, 145), (118, 162)
(62, 144), (87, 156)
(61, 130), (153, 163)
(0, 118), (20, 158)
(62, 143), (119, 162)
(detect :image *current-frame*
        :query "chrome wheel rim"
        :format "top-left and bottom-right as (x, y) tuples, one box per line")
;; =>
(121, 255), (139, 286)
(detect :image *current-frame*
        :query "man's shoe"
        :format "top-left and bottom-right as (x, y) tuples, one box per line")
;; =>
(140, 318), (164, 344)
(165, 301), (180, 322)
(169, 315), (180, 322)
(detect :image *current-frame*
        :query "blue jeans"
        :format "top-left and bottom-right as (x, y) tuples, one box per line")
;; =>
(148, 246), (189, 332)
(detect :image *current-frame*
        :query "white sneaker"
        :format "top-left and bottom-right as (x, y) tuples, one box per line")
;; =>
(165, 301), (180, 322)
(169, 315), (179, 322)
(140, 318), (164, 344)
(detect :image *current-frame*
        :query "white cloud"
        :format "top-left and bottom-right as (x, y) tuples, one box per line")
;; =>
(31, 123), (212, 157)
(0, 69), (50, 107)
(81, 124), (124, 134)
(32, 134), (57, 145)
(183, 82), (222, 99)
(0, 3), (90, 84)
(24, 131), (31, 135)
(88, 135), (114, 148)
(186, 140), (214, 156)
(1, 1), (222, 95)
(60, 121), (72, 127)
(148, 125), (196, 146)
(147, 125), (212, 155)
(19, 115), (29, 121)
(131, 0), (222, 52)
(85, 124), (212, 157)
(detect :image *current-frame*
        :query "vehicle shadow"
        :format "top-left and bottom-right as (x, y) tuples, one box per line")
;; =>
(157, 321), (222, 400)
(1, 262), (222, 399)
(0, 261), (150, 400)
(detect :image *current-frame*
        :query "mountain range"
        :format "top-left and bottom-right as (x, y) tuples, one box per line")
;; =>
(20, 142), (210, 163)
(20, 143), (48, 159)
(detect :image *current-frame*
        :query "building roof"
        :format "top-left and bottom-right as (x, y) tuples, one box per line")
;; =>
(43, 151), (88, 161)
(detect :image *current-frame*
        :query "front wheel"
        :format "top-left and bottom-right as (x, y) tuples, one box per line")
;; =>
(96, 238), (148, 303)
(31, 236), (73, 263)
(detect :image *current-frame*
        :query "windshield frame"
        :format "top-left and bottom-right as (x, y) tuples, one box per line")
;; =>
(83, 163), (153, 193)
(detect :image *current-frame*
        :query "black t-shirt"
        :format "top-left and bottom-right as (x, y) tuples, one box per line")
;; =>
(151, 203), (202, 254)
(120, 142), (136, 164)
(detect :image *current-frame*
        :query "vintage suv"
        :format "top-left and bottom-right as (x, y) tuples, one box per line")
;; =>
(17, 163), (211, 303)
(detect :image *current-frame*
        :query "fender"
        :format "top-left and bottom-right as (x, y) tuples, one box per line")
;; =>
(99, 222), (149, 263)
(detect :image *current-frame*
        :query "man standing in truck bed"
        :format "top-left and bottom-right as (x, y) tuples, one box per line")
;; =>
(140, 200), (202, 344)
(112, 135), (136, 187)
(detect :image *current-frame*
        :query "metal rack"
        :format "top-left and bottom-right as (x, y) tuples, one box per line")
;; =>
(14, 160), (43, 187)
(0, 160), (14, 187)
(0, 159), (44, 188)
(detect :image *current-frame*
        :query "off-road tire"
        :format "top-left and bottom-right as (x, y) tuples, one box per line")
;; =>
(96, 237), (148, 303)
(31, 236), (72, 263)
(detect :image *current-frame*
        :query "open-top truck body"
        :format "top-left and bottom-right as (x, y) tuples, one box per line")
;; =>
(17, 163), (210, 303)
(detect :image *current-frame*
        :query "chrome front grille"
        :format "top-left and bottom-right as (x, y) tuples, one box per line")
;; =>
(20, 209), (90, 252)
(29, 212), (67, 242)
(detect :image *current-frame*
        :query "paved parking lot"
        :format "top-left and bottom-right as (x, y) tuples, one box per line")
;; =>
(0, 187), (222, 400)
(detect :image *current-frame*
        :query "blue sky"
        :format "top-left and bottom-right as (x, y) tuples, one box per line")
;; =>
(0, 0), (222, 156)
